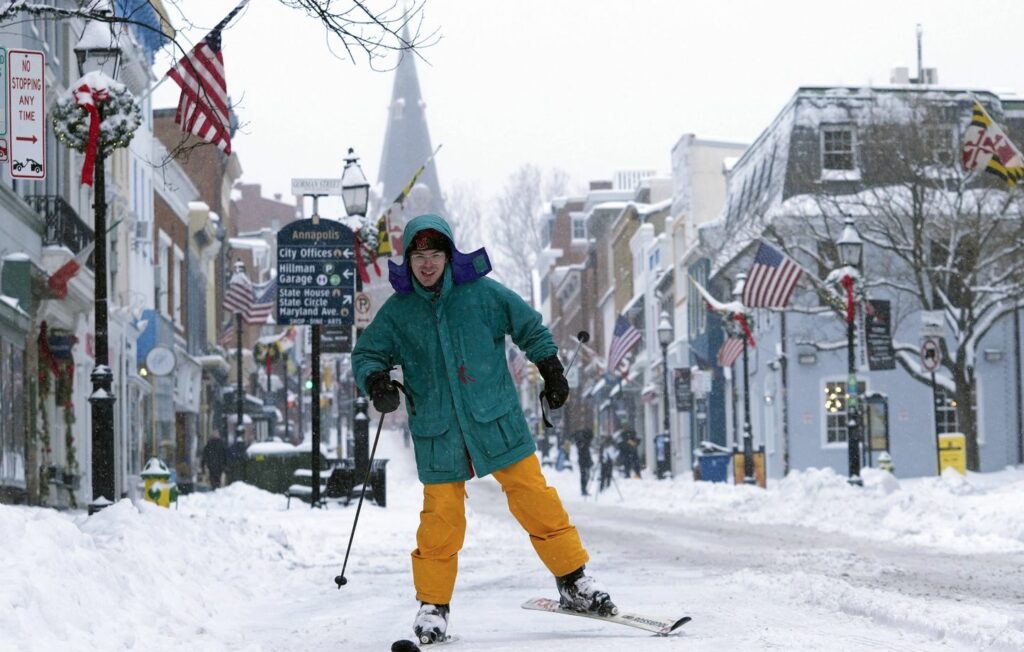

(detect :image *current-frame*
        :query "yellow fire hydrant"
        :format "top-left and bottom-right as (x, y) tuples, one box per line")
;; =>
(141, 458), (179, 508)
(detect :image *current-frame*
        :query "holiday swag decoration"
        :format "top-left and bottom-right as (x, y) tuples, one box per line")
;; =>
(52, 71), (141, 186)
(36, 322), (79, 507)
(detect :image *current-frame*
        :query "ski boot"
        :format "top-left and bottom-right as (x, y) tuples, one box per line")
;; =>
(556, 565), (618, 616)
(413, 602), (450, 645)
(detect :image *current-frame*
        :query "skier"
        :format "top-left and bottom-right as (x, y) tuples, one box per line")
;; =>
(353, 215), (617, 644)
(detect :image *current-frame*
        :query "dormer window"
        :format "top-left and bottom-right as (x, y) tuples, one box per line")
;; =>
(822, 126), (856, 170)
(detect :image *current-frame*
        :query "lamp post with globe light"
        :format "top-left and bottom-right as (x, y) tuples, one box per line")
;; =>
(836, 217), (865, 486)
(341, 149), (370, 479)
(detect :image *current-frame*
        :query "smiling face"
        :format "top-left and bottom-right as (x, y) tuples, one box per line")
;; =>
(409, 249), (448, 287)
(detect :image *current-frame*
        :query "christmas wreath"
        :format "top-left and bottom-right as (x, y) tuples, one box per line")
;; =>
(52, 71), (141, 186)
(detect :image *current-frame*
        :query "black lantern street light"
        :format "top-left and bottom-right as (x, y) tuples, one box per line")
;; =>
(657, 311), (673, 435)
(341, 148), (371, 479)
(732, 274), (756, 485)
(657, 312), (674, 479)
(75, 14), (122, 513)
(836, 217), (864, 486)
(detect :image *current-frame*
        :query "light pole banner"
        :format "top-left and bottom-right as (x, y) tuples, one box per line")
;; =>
(865, 299), (896, 370)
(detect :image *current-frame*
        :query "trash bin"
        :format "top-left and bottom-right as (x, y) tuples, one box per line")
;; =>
(697, 453), (731, 483)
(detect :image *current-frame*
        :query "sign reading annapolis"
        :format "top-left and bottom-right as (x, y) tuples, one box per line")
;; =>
(276, 219), (356, 325)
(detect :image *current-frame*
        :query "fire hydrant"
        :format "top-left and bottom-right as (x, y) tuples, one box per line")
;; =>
(877, 451), (894, 474)
(141, 458), (179, 508)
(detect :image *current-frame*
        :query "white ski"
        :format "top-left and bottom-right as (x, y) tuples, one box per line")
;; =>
(521, 597), (691, 636)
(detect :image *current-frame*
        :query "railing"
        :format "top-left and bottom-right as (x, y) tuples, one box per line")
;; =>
(25, 195), (95, 270)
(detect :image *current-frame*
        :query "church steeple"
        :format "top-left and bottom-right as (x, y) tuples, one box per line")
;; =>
(376, 36), (445, 223)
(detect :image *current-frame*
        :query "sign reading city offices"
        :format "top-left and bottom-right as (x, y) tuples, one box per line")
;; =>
(276, 219), (357, 325)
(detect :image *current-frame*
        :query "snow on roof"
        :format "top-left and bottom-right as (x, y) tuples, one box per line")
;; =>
(3, 252), (30, 261)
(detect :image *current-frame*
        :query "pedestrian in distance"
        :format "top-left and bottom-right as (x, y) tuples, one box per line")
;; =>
(575, 429), (594, 496)
(352, 214), (617, 645)
(620, 428), (643, 479)
(225, 434), (248, 485)
(201, 434), (228, 490)
(599, 435), (616, 492)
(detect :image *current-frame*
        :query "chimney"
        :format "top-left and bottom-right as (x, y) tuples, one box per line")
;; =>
(273, 193), (282, 201)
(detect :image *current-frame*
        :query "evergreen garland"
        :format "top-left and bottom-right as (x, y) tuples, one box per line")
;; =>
(36, 347), (51, 506)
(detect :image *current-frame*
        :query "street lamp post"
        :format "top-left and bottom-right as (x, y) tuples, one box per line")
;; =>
(341, 148), (370, 478)
(836, 217), (864, 486)
(733, 274), (755, 485)
(657, 312), (673, 479)
(75, 16), (122, 513)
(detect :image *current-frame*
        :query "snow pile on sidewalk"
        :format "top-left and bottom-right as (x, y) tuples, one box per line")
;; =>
(549, 463), (1024, 553)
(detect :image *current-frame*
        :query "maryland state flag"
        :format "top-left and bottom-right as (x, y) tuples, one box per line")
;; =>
(376, 209), (392, 256)
(962, 100), (1024, 186)
(373, 144), (442, 257)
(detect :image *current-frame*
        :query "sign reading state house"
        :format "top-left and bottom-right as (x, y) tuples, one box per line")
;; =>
(276, 219), (357, 325)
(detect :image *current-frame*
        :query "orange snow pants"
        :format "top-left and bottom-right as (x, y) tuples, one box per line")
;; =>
(412, 453), (589, 605)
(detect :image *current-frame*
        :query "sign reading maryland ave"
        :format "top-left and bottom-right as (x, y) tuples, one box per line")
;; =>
(276, 219), (357, 325)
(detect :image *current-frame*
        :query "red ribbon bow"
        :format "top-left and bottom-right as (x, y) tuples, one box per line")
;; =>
(732, 313), (756, 348)
(840, 274), (855, 324)
(73, 82), (110, 187)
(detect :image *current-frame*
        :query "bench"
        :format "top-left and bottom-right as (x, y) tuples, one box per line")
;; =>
(285, 468), (328, 509)
(287, 459), (389, 509)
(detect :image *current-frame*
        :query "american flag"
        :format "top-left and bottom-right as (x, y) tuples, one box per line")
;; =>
(507, 348), (526, 386)
(217, 316), (236, 348)
(166, 0), (248, 154)
(224, 270), (252, 316)
(248, 278), (277, 324)
(742, 242), (803, 308)
(607, 315), (642, 378)
(717, 336), (744, 368)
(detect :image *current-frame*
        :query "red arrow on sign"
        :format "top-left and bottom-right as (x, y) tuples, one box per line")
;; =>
(15, 135), (38, 144)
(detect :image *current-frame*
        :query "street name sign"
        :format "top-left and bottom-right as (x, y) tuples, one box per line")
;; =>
(290, 178), (343, 196)
(7, 49), (45, 179)
(276, 219), (356, 325)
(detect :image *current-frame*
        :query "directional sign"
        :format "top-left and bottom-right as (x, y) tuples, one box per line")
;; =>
(276, 219), (357, 325)
(921, 337), (942, 373)
(290, 178), (343, 196)
(7, 49), (45, 179)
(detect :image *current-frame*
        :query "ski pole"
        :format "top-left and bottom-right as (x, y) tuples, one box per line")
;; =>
(335, 410), (386, 588)
(335, 381), (415, 588)
(540, 330), (590, 427)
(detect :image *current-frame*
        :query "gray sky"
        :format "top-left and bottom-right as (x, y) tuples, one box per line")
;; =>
(152, 0), (1024, 212)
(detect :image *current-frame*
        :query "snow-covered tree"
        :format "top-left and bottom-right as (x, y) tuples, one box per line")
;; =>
(0, 1), (436, 65)
(770, 95), (1024, 470)
(489, 164), (569, 299)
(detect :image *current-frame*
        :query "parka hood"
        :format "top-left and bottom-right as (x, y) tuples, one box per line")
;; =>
(388, 214), (492, 294)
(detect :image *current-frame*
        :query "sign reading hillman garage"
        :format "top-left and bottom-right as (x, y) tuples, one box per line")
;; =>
(276, 219), (356, 325)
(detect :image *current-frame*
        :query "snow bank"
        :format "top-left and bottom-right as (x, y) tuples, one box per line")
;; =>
(547, 463), (1024, 554)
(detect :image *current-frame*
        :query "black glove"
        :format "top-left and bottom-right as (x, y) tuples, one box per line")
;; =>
(366, 370), (400, 413)
(536, 355), (569, 409)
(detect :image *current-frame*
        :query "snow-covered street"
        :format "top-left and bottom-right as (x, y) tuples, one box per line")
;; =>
(3, 429), (1023, 651)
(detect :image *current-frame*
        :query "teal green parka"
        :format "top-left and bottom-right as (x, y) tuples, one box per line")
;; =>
(352, 215), (557, 483)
